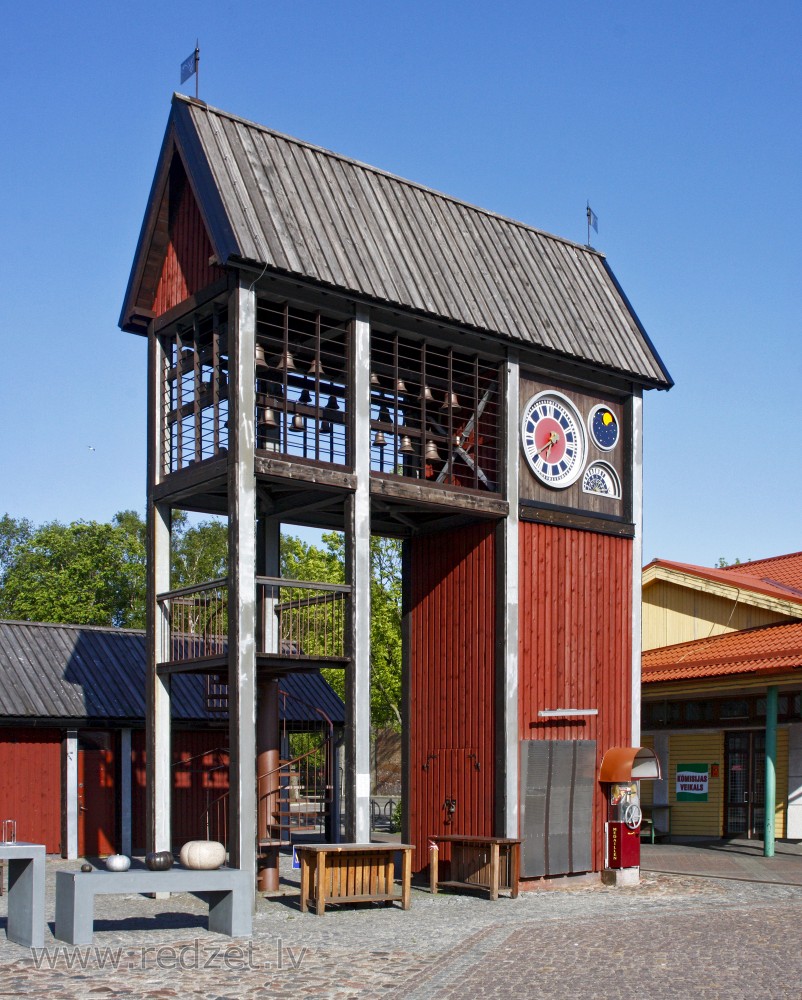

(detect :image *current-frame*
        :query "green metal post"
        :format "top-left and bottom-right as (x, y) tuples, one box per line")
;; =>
(764, 685), (778, 858)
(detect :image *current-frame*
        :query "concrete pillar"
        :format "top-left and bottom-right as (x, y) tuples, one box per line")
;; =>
(120, 728), (133, 858)
(628, 391), (644, 745)
(227, 275), (258, 901)
(62, 730), (78, 859)
(496, 350), (519, 839)
(146, 324), (173, 855)
(345, 304), (372, 843)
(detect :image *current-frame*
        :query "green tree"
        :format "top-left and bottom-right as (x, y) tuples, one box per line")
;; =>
(281, 531), (402, 729)
(0, 513), (146, 627)
(0, 514), (33, 586)
(171, 514), (228, 587)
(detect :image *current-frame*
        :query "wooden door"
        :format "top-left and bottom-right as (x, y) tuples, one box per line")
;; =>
(78, 732), (117, 857)
(724, 731), (765, 838)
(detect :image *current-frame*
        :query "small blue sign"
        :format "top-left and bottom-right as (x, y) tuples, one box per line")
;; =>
(292, 846), (300, 869)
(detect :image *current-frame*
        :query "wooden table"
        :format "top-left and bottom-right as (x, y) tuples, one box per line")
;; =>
(429, 835), (520, 900)
(296, 843), (414, 915)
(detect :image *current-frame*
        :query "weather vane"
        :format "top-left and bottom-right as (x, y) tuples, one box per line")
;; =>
(180, 42), (200, 100)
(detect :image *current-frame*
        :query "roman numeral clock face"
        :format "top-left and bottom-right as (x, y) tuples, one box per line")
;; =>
(521, 391), (586, 488)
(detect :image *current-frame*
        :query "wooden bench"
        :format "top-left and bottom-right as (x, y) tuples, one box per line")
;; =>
(296, 843), (413, 915)
(54, 867), (252, 945)
(429, 835), (520, 900)
(640, 804), (671, 843)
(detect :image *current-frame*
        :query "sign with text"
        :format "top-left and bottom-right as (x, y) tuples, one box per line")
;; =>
(676, 763), (709, 801)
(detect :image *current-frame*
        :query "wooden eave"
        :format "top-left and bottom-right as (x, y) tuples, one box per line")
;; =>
(642, 564), (802, 621)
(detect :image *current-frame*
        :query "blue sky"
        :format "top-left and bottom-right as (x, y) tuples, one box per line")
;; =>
(1, 1), (800, 567)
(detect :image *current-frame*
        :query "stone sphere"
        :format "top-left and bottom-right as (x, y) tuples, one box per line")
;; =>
(179, 840), (226, 870)
(145, 850), (174, 871)
(105, 854), (131, 872)
(80, 863), (92, 873)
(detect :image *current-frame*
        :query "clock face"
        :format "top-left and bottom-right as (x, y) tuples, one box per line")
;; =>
(582, 461), (621, 499)
(521, 391), (586, 488)
(588, 404), (619, 451)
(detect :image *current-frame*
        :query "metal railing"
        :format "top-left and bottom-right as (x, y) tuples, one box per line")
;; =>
(157, 576), (351, 665)
(257, 576), (350, 660)
(157, 579), (228, 663)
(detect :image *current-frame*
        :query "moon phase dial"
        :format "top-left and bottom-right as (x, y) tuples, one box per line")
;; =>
(588, 404), (619, 451)
(521, 392), (586, 488)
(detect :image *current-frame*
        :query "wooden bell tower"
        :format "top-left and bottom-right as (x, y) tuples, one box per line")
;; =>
(120, 94), (671, 895)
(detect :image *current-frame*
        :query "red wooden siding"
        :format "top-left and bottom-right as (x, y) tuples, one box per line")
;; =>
(0, 728), (62, 853)
(408, 522), (496, 871)
(153, 173), (225, 316)
(132, 730), (229, 851)
(518, 521), (633, 872)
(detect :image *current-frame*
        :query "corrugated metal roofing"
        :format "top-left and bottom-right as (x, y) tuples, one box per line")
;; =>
(122, 94), (672, 389)
(642, 621), (802, 683)
(0, 620), (344, 724)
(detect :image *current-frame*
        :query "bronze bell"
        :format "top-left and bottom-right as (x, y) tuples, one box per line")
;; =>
(320, 419), (332, 434)
(373, 430), (387, 447)
(395, 378), (408, 395)
(307, 356), (325, 377)
(425, 440), (442, 462)
(291, 413), (305, 431)
(421, 384), (435, 403)
(274, 349), (297, 372)
(298, 388), (312, 405)
(441, 391), (460, 410)
(255, 344), (270, 370)
(399, 435), (414, 454)
(370, 372), (382, 386)
(259, 407), (277, 429)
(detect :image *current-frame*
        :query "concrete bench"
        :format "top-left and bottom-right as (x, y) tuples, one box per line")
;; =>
(0, 843), (45, 948)
(55, 867), (252, 945)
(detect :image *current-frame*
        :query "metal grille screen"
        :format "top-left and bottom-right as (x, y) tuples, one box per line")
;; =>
(520, 739), (596, 877)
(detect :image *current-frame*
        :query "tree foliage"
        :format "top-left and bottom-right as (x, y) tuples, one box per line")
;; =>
(1, 509), (403, 728)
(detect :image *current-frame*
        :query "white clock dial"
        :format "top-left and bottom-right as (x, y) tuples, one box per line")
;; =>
(521, 391), (586, 488)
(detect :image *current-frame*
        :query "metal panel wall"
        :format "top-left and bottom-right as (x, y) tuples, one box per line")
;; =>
(520, 739), (596, 877)
(408, 522), (496, 872)
(0, 728), (62, 852)
(518, 521), (633, 873)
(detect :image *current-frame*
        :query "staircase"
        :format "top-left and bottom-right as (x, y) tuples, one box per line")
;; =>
(200, 688), (336, 850)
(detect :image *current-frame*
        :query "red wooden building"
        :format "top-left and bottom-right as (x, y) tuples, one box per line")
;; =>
(119, 95), (672, 895)
(0, 620), (342, 856)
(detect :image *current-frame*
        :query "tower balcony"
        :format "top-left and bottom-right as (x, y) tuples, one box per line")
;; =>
(155, 576), (351, 675)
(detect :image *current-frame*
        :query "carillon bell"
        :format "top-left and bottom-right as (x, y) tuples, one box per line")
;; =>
(291, 413), (305, 431)
(274, 349), (297, 373)
(373, 430), (387, 447)
(307, 356), (325, 377)
(421, 384), (435, 403)
(441, 391), (460, 410)
(425, 439), (442, 462)
(395, 378), (408, 394)
(399, 435), (414, 454)
(259, 407), (277, 429)
(255, 344), (270, 370)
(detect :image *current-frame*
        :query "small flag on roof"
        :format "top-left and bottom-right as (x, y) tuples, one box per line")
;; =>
(587, 203), (598, 233)
(181, 45), (199, 85)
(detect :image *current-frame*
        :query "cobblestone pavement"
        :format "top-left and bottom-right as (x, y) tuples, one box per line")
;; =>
(1, 857), (801, 999)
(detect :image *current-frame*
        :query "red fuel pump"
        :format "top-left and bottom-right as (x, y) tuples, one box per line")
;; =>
(605, 781), (642, 869)
(599, 747), (661, 881)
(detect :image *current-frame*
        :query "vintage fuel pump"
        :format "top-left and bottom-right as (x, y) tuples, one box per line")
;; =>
(599, 747), (661, 885)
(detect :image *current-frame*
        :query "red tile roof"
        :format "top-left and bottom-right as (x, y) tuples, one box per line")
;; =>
(719, 551), (802, 594)
(642, 621), (802, 683)
(643, 558), (802, 605)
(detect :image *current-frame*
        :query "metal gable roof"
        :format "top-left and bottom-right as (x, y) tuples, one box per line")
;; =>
(122, 94), (672, 389)
(0, 620), (344, 725)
